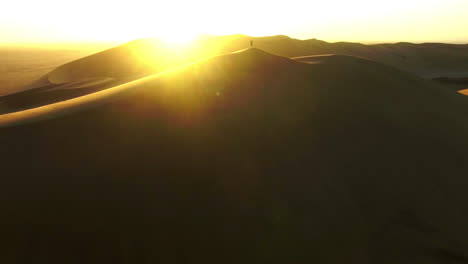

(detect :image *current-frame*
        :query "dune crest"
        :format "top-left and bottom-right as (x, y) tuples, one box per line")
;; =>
(43, 35), (468, 86)
(3, 34), (466, 108)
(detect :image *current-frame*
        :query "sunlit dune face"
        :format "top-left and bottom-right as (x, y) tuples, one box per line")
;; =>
(458, 89), (468, 96)
(130, 34), (227, 71)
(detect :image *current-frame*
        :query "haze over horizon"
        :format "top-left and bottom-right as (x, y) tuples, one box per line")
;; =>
(2, 0), (468, 46)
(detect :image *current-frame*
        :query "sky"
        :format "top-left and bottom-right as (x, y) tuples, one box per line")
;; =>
(1, 0), (468, 45)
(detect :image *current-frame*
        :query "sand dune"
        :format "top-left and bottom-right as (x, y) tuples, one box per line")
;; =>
(25, 35), (465, 90)
(1, 48), (468, 263)
(0, 48), (104, 96)
(0, 77), (118, 114)
(4, 34), (466, 109)
(45, 35), (468, 84)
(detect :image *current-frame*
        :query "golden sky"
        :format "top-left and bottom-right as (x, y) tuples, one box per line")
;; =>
(1, 0), (468, 45)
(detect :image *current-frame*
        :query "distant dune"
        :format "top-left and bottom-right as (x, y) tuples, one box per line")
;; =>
(0, 48), (103, 96)
(47, 35), (468, 82)
(2, 34), (467, 111)
(1, 48), (468, 263)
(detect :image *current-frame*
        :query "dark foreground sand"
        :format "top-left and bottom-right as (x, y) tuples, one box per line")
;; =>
(1, 48), (468, 263)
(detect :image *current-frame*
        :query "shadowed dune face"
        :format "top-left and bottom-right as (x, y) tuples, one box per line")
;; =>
(2, 49), (468, 263)
(434, 77), (468, 92)
(0, 77), (118, 114)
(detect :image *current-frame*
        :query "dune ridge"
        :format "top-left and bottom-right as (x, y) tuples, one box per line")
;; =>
(45, 34), (468, 85)
(3, 34), (467, 110)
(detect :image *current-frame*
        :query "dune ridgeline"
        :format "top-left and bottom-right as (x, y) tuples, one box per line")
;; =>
(1, 36), (468, 263)
(2, 34), (468, 114)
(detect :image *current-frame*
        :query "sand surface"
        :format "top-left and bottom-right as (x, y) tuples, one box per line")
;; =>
(3, 35), (468, 109)
(0, 48), (104, 96)
(1, 48), (468, 263)
(41, 35), (468, 87)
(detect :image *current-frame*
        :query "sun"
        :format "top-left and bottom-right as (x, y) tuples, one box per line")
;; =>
(158, 31), (200, 45)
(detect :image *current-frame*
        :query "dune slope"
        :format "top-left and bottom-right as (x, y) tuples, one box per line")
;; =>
(6, 34), (465, 107)
(46, 35), (468, 84)
(1, 49), (468, 263)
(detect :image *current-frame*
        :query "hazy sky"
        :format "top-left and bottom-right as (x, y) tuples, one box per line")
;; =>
(2, 0), (468, 45)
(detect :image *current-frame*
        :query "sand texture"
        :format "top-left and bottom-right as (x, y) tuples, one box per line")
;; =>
(1, 47), (468, 263)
